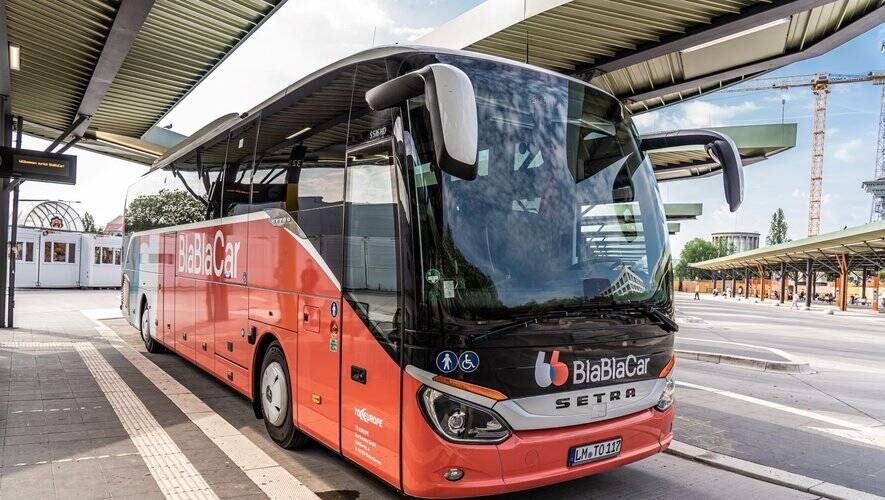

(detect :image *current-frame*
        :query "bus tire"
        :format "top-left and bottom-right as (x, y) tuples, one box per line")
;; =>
(140, 302), (165, 354)
(260, 342), (307, 449)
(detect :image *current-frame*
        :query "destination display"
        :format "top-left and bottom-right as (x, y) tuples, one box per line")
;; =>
(0, 147), (77, 185)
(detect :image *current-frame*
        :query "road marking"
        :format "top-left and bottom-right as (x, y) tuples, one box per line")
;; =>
(74, 342), (218, 499)
(3, 453), (139, 468)
(83, 311), (319, 500)
(678, 337), (796, 362)
(676, 381), (875, 430)
(807, 427), (885, 450)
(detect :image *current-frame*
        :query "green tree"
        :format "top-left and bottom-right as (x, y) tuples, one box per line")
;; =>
(766, 208), (789, 246)
(82, 212), (97, 233)
(675, 238), (722, 280)
(124, 189), (204, 233)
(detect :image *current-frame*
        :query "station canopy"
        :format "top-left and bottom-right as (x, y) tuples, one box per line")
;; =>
(691, 220), (885, 273)
(649, 123), (797, 181)
(6, 0), (286, 164)
(419, 0), (884, 114)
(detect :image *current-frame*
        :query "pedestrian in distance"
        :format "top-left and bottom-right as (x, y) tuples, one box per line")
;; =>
(792, 292), (800, 310)
(694, 283), (700, 300)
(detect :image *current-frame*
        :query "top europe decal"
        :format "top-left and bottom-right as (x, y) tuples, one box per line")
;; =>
(178, 230), (241, 278)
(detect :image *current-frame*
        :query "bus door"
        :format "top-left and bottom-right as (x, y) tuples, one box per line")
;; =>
(340, 138), (402, 486)
(161, 232), (176, 348)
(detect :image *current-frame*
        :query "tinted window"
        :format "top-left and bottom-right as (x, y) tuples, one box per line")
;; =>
(221, 122), (259, 217)
(344, 140), (400, 350)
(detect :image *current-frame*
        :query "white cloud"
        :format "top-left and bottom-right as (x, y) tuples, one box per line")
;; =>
(161, 0), (440, 135)
(634, 100), (761, 132)
(393, 26), (434, 41)
(831, 138), (863, 162)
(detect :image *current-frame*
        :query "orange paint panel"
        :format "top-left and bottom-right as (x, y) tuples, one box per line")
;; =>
(401, 371), (674, 497)
(401, 373), (502, 498)
(174, 276), (195, 361)
(213, 282), (252, 370)
(162, 233), (176, 348)
(495, 407), (673, 493)
(249, 288), (300, 332)
(247, 217), (339, 297)
(296, 295), (340, 450)
(194, 279), (214, 372)
(214, 353), (251, 396)
(340, 300), (399, 487)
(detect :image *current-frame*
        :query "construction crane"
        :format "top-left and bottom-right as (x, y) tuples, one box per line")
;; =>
(862, 42), (885, 223)
(722, 70), (885, 236)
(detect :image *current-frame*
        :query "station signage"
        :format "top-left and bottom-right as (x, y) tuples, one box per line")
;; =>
(0, 147), (77, 185)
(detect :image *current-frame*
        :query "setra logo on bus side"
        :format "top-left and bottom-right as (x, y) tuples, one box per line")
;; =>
(178, 230), (241, 278)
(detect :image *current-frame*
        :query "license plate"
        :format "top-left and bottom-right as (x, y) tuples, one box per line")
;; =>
(568, 437), (622, 466)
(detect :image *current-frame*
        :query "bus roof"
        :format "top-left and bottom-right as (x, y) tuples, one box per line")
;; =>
(149, 45), (617, 173)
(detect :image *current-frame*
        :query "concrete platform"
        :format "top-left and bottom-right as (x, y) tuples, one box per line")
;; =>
(0, 290), (837, 499)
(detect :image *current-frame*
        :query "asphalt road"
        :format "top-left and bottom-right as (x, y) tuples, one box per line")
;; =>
(673, 293), (885, 496)
(3, 289), (876, 499)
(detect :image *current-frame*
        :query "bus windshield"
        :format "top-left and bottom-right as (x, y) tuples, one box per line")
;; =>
(408, 56), (671, 323)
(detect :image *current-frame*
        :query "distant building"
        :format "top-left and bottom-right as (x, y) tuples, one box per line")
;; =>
(104, 215), (124, 235)
(601, 266), (646, 296)
(711, 232), (760, 254)
(8, 201), (122, 288)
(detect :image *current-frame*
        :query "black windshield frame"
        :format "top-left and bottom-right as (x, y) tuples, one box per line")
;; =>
(401, 54), (672, 335)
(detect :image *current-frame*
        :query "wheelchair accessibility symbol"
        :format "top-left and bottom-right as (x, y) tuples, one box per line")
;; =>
(458, 351), (479, 373)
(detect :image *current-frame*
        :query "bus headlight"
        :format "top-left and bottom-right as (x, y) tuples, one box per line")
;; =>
(419, 387), (510, 443)
(655, 376), (675, 411)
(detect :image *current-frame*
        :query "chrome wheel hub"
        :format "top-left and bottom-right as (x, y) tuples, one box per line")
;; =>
(261, 361), (287, 427)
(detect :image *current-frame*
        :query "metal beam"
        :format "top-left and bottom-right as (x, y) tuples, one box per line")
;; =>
(62, 0), (155, 142)
(585, 0), (835, 75)
(45, 115), (87, 152)
(625, 7), (885, 105)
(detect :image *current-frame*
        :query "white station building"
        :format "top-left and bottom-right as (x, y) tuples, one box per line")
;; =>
(10, 201), (122, 289)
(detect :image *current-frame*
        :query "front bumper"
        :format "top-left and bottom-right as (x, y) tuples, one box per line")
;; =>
(402, 374), (675, 498)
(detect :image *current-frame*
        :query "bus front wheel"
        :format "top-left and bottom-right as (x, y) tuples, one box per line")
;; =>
(140, 303), (165, 354)
(260, 342), (308, 449)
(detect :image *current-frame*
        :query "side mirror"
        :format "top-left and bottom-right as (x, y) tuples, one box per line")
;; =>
(366, 63), (478, 180)
(640, 129), (744, 212)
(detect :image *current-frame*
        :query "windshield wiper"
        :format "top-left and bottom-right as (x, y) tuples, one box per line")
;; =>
(471, 305), (676, 345)
(634, 306), (678, 333)
(470, 316), (544, 345)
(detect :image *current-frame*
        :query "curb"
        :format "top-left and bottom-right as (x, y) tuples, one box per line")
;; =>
(666, 441), (883, 500)
(675, 349), (811, 373)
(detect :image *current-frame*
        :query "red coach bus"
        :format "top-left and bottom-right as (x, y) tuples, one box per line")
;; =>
(123, 46), (743, 498)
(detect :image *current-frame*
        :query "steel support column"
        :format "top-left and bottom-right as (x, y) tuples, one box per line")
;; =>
(0, 0), (12, 327)
(7, 115), (21, 328)
(744, 268), (750, 298)
(780, 262), (787, 303)
(731, 273), (737, 297)
(805, 260), (813, 308)
(872, 273), (880, 313)
(756, 263), (766, 301)
(836, 254), (848, 311)
(861, 269), (868, 299)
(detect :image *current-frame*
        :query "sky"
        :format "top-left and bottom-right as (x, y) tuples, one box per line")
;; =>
(18, 1), (884, 253)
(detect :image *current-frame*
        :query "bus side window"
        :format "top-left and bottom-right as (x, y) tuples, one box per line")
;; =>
(251, 108), (348, 282)
(222, 122), (259, 217)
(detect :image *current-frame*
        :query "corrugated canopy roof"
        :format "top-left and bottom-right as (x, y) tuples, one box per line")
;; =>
(419, 0), (885, 114)
(691, 220), (885, 272)
(649, 123), (797, 181)
(7, 0), (286, 164)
